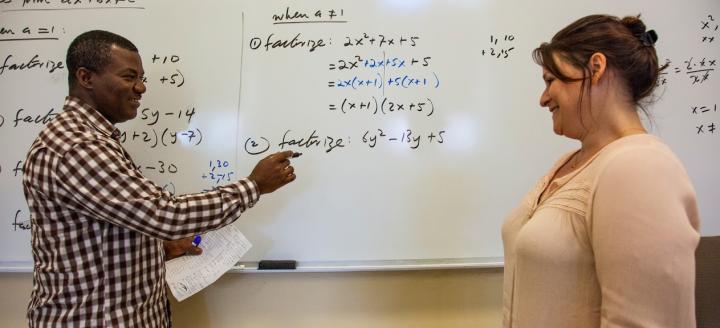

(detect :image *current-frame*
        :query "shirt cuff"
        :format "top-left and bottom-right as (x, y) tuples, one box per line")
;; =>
(239, 177), (260, 206)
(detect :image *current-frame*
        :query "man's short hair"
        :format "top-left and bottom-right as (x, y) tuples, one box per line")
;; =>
(66, 30), (138, 87)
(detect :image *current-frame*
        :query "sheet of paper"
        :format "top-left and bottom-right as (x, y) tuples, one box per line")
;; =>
(165, 223), (252, 301)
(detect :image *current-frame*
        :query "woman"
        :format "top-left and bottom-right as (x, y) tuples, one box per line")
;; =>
(502, 15), (700, 327)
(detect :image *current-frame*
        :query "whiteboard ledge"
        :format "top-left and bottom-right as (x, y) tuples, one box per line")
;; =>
(232, 258), (505, 273)
(0, 258), (505, 273)
(0, 262), (32, 273)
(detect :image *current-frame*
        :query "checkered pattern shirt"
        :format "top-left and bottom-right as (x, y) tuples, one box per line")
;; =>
(23, 97), (259, 327)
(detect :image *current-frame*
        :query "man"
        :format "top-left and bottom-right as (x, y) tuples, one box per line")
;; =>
(22, 30), (296, 327)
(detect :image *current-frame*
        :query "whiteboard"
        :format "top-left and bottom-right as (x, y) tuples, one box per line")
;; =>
(1, 0), (718, 271)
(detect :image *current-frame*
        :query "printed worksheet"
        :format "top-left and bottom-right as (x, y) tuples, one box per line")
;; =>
(165, 223), (252, 301)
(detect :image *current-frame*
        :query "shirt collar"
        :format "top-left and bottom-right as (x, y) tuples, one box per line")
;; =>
(63, 96), (122, 140)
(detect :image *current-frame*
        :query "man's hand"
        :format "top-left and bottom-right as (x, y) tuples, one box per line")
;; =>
(163, 237), (202, 261)
(248, 150), (297, 194)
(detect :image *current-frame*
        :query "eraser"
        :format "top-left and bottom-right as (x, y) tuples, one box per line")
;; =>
(258, 260), (297, 270)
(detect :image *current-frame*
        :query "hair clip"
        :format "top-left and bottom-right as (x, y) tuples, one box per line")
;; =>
(636, 30), (658, 46)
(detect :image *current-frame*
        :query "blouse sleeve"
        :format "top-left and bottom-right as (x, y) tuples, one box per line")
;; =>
(591, 146), (700, 327)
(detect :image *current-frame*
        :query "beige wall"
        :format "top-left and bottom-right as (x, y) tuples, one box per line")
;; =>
(0, 269), (503, 327)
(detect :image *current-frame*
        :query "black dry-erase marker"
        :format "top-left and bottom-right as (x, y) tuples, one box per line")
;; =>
(258, 260), (297, 270)
(291, 152), (302, 158)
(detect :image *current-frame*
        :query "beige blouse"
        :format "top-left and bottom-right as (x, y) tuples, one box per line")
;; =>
(502, 134), (700, 328)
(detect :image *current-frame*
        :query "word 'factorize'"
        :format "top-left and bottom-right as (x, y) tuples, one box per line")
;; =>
(7, 108), (57, 127)
(12, 209), (30, 231)
(249, 33), (327, 53)
(0, 54), (64, 75)
(278, 129), (346, 153)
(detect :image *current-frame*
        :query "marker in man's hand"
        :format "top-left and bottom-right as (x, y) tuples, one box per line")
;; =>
(191, 235), (202, 247)
(291, 152), (302, 158)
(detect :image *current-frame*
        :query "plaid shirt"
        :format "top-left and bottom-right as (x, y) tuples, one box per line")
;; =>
(23, 97), (259, 327)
